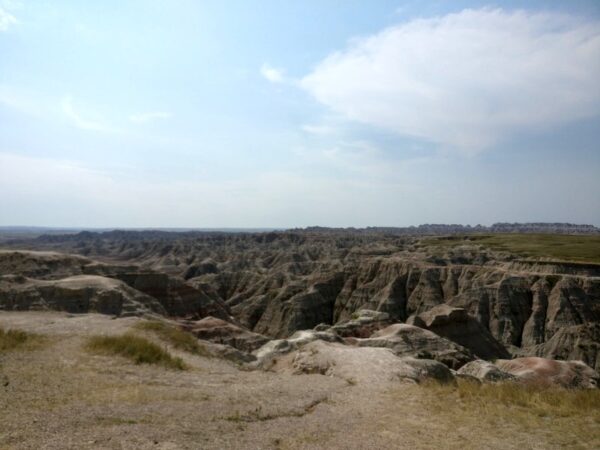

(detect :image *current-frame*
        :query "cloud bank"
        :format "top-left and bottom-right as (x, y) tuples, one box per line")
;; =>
(301, 8), (600, 151)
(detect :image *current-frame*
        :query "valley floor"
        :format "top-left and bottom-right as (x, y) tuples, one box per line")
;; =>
(0, 312), (597, 450)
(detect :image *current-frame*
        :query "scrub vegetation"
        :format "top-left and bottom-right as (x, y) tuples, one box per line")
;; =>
(85, 333), (186, 370)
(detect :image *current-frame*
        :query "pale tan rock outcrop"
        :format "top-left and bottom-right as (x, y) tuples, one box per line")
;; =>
(272, 340), (455, 385)
(457, 360), (516, 382)
(252, 329), (343, 369)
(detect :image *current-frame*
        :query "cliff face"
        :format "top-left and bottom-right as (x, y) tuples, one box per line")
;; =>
(209, 257), (599, 370)
(183, 240), (598, 369)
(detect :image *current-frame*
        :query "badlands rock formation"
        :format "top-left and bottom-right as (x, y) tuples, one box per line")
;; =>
(1, 230), (599, 381)
(0, 273), (165, 316)
(0, 250), (231, 320)
(353, 323), (473, 370)
(407, 304), (510, 360)
(184, 316), (269, 352)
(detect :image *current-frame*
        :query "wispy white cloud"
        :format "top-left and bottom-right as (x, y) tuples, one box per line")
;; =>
(294, 140), (420, 180)
(301, 124), (336, 135)
(61, 96), (113, 132)
(260, 63), (285, 83)
(301, 8), (600, 152)
(0, 85), (42, 116)
(129, 111), (172, 124)
(0, 6), (17, 31)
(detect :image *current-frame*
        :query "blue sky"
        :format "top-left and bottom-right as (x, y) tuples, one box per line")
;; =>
(1, 0), (599, 227)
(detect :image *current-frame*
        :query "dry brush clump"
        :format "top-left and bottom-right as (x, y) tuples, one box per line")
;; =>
(85, 333), (186, 370)
(134, 320), (211, 357)
(418, 378), (600, 445)
(449, 379), (600, 416)
(0, 326), (45, 352)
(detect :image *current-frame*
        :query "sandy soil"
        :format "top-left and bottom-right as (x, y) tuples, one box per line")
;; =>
(0, 312), (595, 450)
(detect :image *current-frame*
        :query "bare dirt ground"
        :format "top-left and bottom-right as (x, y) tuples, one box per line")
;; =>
(0, 312), (597, 450)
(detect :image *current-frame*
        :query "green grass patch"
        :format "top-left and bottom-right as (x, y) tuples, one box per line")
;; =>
(85, 333), (186, 370)
(420, 233), (600, 264)
(0, 327), (44, 352)
(133, 320), (211, 357)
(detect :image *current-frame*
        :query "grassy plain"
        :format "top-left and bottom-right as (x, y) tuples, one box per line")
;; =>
(420, 233), (600, 263)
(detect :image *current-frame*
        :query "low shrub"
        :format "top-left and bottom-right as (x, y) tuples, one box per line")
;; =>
(134, 320), (211, 357)
(86, 333), (186, 370)
(0, 327), (44, 352)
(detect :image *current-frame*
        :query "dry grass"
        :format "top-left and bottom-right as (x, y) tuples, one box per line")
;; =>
(85, 333), (186, 370)
(417, 379), (600, 448)
(421, 233), (600, 264)
(432, 379), (600, 416)
(134, 320), (211, 357)
(0, 326), (44, 352)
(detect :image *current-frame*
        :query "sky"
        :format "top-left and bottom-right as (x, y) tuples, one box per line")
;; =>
(1, 0), (599, 228)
